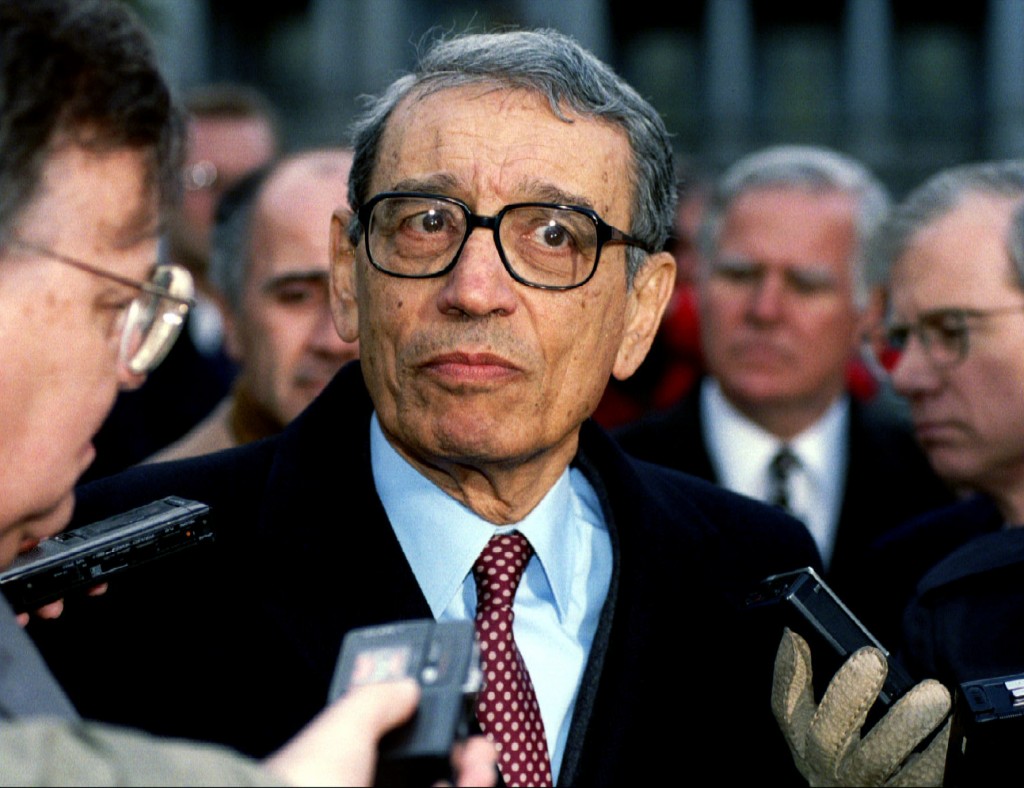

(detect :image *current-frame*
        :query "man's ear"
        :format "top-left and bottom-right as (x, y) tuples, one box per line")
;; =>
(329, 208), (359, 343)
(612, 250), (677, 381)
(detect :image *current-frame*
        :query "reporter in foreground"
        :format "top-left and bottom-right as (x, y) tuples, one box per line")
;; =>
(0, 0), (495, 784)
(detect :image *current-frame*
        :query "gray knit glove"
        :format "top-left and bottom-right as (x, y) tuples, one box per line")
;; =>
(772, 628), (952, 787)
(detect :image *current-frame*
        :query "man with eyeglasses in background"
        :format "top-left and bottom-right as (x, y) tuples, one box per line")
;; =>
(0, 1), (496, 784)
(843, 160), (1024, 682)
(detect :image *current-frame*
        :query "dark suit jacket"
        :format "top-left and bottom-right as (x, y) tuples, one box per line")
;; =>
(80, 322), (237, 483)
(857, 494), (1022, 685)
(30, 362), (820, 785)
(613, 378), (957, 635)
(858, 496), (1024, 784)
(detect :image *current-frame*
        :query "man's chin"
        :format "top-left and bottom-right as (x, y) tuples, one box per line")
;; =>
(24, 494), (75, 541)
(0, 495), (73, 570)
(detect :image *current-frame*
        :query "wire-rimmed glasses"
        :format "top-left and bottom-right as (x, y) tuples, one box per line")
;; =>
(884, 305), (1024, 369)
(7, 238), (195, 374)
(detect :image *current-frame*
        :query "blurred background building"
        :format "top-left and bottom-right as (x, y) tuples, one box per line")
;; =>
(134, 0), (1024, 198)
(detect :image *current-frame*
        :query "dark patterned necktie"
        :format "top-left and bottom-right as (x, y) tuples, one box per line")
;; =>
(768, 445), (800, 512)
(472, 532), (553, 787)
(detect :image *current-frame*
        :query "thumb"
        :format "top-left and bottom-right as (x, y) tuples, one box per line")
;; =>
(773, 628), (817, 751)
(264, 679), (420, 786)
(330, 679), (421, 734)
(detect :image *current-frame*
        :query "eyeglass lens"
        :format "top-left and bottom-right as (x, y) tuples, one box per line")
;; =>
(885, 312), (969, 369)
(119, 264), (194, 374)
(367, 195), (601, 288)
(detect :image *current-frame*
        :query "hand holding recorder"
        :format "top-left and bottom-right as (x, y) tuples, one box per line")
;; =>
(2, 497), (214, 626)
(265, 680), (497, 787)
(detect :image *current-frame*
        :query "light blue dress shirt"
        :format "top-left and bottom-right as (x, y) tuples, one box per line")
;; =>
(369, 413), (612, 782)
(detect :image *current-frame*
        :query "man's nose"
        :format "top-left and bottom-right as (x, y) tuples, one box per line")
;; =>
(747, 272), (787, 321)
(435, 228), (518, 317)
(889, 332), (941, 396)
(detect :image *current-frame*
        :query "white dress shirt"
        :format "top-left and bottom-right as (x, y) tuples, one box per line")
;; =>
(369, 414), (612, 782)
(700, 378), (848, 568)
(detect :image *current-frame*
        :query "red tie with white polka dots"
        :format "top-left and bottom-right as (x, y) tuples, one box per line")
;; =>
(472, 532), (553, 787)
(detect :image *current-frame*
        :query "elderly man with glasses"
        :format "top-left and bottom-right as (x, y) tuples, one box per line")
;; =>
(29, 26), (838, 786)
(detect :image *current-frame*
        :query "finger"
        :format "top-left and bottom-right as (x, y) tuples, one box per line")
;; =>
(263, 679), (420, 787)
(842, 679), (951, 786)
(16, 599), (65, 626)
(33, 599), (64, 620)
(87, 582), (109, 597)
(883, 716), (952, 788)
(332, 679), (421, 733)
(772, 628), (817, 752)
(804, 646), (888, 780)
(448, 735), (499, 787)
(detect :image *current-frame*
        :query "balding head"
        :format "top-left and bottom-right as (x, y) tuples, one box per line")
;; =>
(214, 147), (358, 428)
(250, 149), (354, 264)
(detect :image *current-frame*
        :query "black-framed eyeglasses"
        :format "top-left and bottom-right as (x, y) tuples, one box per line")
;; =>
(356, 192), (654, 290)
(7, 237), (195, 374)
(885, 305), (1024, 369)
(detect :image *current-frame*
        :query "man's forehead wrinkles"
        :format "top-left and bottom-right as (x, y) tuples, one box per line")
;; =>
(381, 90), (627, 213)
(386, 163), (609, 215)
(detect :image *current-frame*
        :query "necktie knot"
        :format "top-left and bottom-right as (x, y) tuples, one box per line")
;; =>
(472, 531), (534, 610)
(769, 445), (800, 511)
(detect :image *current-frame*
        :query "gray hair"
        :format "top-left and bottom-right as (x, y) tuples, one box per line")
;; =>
(867, 159), (1024, 291)
(346, 28), (676, 287)
(698, 145), (892, 308)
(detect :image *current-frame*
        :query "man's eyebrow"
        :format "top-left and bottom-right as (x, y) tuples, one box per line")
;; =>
(390, 174), (462, 194)
(519, 182), (595, 211)
(916, 307), (973, 320)
(715, 255), (835, 272)
(386, 177), (595, 212)
(261, 269), (329, 292)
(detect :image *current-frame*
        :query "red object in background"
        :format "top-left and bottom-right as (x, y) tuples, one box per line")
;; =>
(593, 285), (900, 429)
(593, 285), (704, 429)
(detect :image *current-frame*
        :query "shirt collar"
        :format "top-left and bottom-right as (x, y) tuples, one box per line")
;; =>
(369, 413), (576, 622)
(701, 377), (849, 497)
